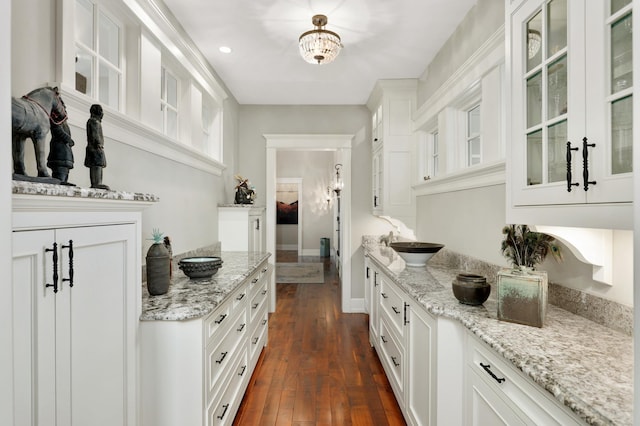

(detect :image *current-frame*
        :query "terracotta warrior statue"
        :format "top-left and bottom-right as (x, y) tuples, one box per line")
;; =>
(84, 104), (110, 190)
(47, 120), (75, 185)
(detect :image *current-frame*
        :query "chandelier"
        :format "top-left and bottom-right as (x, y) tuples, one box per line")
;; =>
(299, 14), (342, 65)
(527, 29), (541, 59)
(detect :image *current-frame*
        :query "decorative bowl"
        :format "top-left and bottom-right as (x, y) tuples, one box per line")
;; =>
(452, 273), (491, 305)
(389, 242), (445, 267)
(178, 256), (223, 279)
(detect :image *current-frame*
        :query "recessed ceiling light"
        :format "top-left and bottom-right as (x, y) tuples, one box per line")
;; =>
(219, 46), (232, 54)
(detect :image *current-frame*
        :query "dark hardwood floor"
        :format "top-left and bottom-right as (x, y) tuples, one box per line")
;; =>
(233, 251), (406, 425)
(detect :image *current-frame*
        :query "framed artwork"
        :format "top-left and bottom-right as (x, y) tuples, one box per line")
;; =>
(276, 183), (299, 224)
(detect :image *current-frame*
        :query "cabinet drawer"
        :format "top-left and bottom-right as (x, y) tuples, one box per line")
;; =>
(379, 278), (405, 337)
(249, 307), (268, 365)
(467, 334), (583, 425)
(249, 281), (268, 323)
(204, 286), (245, 341)
(207, 346), (249, 426)
(205, 307), (247, 400)
(378, 317), (405, 400)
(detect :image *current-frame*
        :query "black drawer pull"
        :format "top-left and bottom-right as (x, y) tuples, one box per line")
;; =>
(215, 351), (228, 364)
(261, 267), (268, 273)
(237, 323), (246, 332)
(261, 289), (267, 295)
(251, 278), (259, 284)
(261, 319), (267, 326)
(252, 303), (259, 309)
(381, 292), (388, 299)
(236, 293), (245, 301)
(239, 365), (247, 376)
(391, 356), (400, 367)
(214, 314), (227, 324)
(45, 242), (59, 293)
(252, 337), (259, 344)
(381, 335), (388, 344)
(61, 240), (74, 288)
(392, 306), (401, 315)
(480, 362), (505, 384)
(217, 403), (229, 420)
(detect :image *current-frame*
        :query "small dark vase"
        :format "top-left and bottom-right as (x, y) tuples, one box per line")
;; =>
(146, 242), (170, 295)
(452, 273), (491, 305)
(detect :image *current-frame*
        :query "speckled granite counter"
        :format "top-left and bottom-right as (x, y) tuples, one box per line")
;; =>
(141, 251), (270, 321)
(365, 245), (632, 426)
(12, 180), (159, 202)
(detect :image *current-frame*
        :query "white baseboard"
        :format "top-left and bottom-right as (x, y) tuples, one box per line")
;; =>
(347, 298), (366, 313)
(276, 244), (297, 250)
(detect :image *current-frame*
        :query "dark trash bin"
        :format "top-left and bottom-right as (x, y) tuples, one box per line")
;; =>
(320, 237), (330, 257)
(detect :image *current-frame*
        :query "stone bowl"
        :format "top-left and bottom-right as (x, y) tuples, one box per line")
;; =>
(452, 273), (491, 305)
(389, 242), (445, 267)
(178, 256), (223, 279)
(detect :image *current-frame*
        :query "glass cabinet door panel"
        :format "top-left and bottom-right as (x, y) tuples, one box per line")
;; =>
(547, 120), (567, 182)
(546, 0), (567, 57)
(99, 11), (120, 67)
(612, 0), (631, 14)
(527, 130), (543, 186)
(611, 95), (633, 174)
(527, 72), (542, 127)
(75, 0), (94, 49)
(547, 56), (567, 118)
(527, 12), (542, 71)
(611, 13), (632, 93)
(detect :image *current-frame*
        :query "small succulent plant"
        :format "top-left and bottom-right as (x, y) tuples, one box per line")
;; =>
(150, 228), (164, 244)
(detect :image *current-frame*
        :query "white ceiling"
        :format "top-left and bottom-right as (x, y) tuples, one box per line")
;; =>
(163, 0), (477, 105)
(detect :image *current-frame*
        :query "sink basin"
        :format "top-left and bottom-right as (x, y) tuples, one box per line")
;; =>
(389, 242), (444, 267)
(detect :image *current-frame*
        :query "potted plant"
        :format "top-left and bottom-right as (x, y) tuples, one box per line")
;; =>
(497, 224), (562, 327)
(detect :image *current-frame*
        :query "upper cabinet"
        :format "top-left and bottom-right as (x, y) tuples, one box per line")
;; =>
(367, 80), (417, 229)
(507, 0), (634, 229)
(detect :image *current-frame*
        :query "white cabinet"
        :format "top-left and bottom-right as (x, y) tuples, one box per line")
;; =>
(368, 264), (438, 425)
(367, 80), (417, 229)
(406, 304), (436, 426)
(507, 0), (634, 229)
(141, 261), (270, 426)
(12, 201), (145, 426)
(465, 332), (584, 426)
(218, 206), (266, 252)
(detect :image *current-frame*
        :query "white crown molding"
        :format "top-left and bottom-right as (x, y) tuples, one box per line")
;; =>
(413, 25), (505, 131)
(413, 160), (505, 196)
(264, 134), (354, 150)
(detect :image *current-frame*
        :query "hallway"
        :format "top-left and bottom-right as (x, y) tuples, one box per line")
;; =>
(233, 252), (405, 425)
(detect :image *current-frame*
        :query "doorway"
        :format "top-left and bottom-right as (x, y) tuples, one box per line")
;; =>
(265, 134), (353, 313)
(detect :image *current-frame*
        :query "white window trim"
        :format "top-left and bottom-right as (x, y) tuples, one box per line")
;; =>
(161, 66), (179, 139)
(74, 0), (124, 111)
(465, 104), (481, 167)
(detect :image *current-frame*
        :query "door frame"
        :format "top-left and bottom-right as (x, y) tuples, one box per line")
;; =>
(265, 134), (353, 313)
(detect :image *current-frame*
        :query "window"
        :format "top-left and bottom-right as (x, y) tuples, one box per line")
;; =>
(161, 66), (179, 139)
(431, 131), (439, 177)
(74, 0), (122, 110)
(202, 97), (222, 160)
(466, 105), (481, 166)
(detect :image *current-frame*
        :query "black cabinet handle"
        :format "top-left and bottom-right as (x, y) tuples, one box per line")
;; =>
(381, 292), (388, 299)
(214, 314), (227, 324)
(215, 351), (228, 364)
(480, 362), (505, 384)
(261, 289), (267, 295)
(391, 356), (400, 367)
(261, 319), (267, 326)
(45, 242), (58, 293)
(217, 403), (229, 420)
(61, 240), (74, 288)
(256, 218), (260, 230)
(237, 323), (246, 332)
(374, 195), (378, 207)
(392, 306), (401, 315)
(236, 293), (245, 301)
(252, 337), (259, 344)
(261, 267), (268, 273)
(252, 278), (259, 284)
(239, 365), (247, 376)
(381, 335), (388, 343)
(566, 142), (579, 192)
(374, 271), (379, 287)
(582, 137), (596, 191)
(366, 267), (370, 279)
(252, 303), (259, 309)
(403, 302), (409, 325)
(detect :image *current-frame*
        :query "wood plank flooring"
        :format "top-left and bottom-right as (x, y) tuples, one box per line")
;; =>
(233, 251), (406, 425)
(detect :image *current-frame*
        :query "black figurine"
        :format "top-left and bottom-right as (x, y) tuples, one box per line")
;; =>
(47, 120), (75, 185)
(84, 104), (110, 190)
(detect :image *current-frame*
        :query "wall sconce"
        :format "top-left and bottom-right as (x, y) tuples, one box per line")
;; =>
(333, 163), (344, 195)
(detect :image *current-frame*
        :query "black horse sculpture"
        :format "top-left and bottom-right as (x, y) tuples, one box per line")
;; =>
(12, 86), (68, 177)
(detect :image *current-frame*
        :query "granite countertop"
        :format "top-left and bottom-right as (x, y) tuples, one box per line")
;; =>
(218, 203), (265, 208)
(365, 245), (632, 426)
(141, 251), (270, 321)
(12, 180), (159, 202)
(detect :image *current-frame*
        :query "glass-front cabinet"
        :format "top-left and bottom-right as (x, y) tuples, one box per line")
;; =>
(508, 0), (633, 229)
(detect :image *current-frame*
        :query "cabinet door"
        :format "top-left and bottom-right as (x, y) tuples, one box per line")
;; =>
(372, 149), (382, 213)
(12, 229), (57, 425)
(406, 305), (436, 426)
(510, 0), (633, 208)
(55, 224), (136, 426)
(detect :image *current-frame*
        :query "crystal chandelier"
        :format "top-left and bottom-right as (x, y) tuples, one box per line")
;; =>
(299, 14), (342, 65)
(528, 29), (541, 59)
